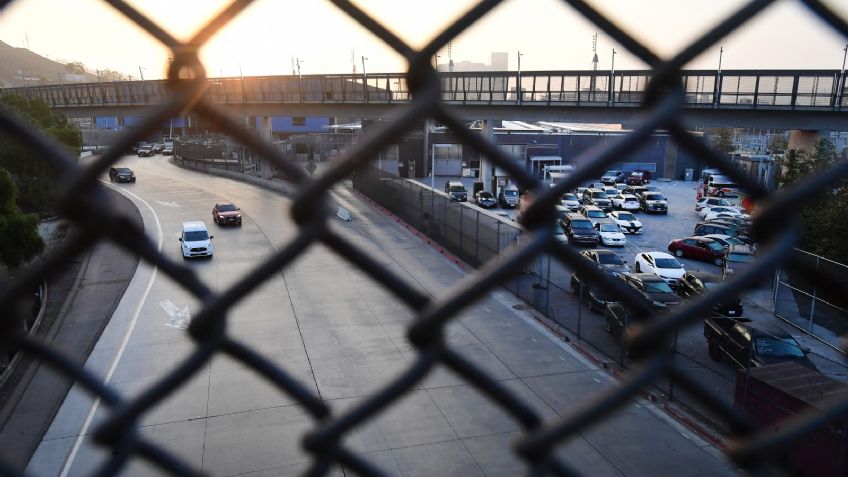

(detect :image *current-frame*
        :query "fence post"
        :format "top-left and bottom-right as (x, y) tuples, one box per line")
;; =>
(475, 211), (480, 264)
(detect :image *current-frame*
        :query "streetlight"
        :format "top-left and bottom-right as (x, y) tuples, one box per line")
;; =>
(296, 58), (303, 78)
(361, 56), (368, 77)
(138, 65), (147, 104)
(717, 46), (724, 73)
(517, 51), (524, 102)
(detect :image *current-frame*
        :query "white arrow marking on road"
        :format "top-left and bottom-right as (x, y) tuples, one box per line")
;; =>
(160, 299), (191, 329)
(154, 200), (181, 208)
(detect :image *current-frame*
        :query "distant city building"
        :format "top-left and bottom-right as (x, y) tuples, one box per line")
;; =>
(437, 51), (509, 72)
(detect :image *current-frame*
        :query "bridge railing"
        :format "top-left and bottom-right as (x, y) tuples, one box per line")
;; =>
(5, 69), (847, 110)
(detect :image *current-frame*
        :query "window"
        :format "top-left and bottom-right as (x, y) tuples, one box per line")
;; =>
(292, 117), (306, 127)
(434, 144), (462, 160)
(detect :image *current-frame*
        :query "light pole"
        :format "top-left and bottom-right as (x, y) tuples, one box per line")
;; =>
(138, 65), (147, 103)
(296, 58), (303, 78)
(718, 46), (724, 73)
(361, 56), (369, 101)
(361, 56), (368, 77)
(517, 51), (523, 102)
(610, 48), (616, 105)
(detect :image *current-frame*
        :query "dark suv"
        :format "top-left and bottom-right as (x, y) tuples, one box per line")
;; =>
(561, 213), (599, 246)
(444, 180), (467, 201)
(108, 167), (136, 183)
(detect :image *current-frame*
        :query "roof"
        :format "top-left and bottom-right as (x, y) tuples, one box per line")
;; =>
(181, 221), (208, 231)
(642, 251), (676, 259)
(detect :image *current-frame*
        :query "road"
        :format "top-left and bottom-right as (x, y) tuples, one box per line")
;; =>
(25, 156), (734, 476)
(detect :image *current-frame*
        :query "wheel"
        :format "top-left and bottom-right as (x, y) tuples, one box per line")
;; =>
(708, 342), (722, 361)
(674, 249), (684, 258)
(714, 258), (724, 266)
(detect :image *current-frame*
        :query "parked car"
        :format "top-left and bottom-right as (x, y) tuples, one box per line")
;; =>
(561, 192), (581, 211)
(580, 205), (608, 226)
(704, 317), (815, 369)
(581, 188), (613, 212)
(625, 170), (651, 185)
(162, 146), (174, 156)
(698, 205), (743, 219)
(601, 170), (625, 185)
(561, 212), (600, 246)
(596, 221), (626, 247)
(445, 180), (468, 201)
(639, 192), (668, 214)
(553, 223), (568, 244)
(151, 143), (164, 154)
(623, 185), (648, 198)
(499, 184), (519, 208)
(703, 234), (745, 248)
(693, 223), (753, 244)
(619, 273), (681, 309)
(722, 244), (757, 279)
(667, 236), (726, 265)
(571, 272), (620, 312)
(695, 196), (735, 212)
(707, 216), (751, 229)
(474, 191), (497, 208)
(612, 193), (640, 211)
(108, 167), (136, 183)
(677, 271), (743, 317)
(179, 221), (214, 258)
(213, 203), (242, 226)
(634, 251), (686, 287)
(603, 186), (619, 197)
(704, 210), (748, 222)
(607, 211), (642, 234)
(581, 249), (629, 277)
(614, 183), (627, 191)
(137, 146), (153, 157)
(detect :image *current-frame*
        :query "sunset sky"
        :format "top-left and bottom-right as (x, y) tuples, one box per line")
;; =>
(1, 0), (846, 79)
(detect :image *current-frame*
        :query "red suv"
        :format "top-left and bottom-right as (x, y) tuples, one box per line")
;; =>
(213, 203), (242, 226)
(625, 170), (651, 185)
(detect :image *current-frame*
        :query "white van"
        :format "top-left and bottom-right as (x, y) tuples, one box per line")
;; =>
(179, 221), (214, 259)
(499, 184), (520, 208)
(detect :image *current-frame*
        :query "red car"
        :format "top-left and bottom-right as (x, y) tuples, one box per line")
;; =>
(667, 236), (726, 266)
(213, 203), (242, 226)
(625, 170), (651, 185)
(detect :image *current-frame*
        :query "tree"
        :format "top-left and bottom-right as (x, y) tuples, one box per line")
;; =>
(65, 61), (87, 75)
(767, 135), (788, 155)
(711, 128), (736, 155)
(0, 168), (44, 269)
(0, 94), (81, 213)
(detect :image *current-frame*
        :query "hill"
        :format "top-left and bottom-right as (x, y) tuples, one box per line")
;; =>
(0, 40), (97, 88)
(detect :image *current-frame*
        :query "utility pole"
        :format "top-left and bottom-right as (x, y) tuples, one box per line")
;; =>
(591, 33), (599, 101)
(138, 66), (147, 103)
(517, 51), (523, 102)
(296, 58), (303, 77)
(352, 49), (356, 75)
(361, 56), (369, 102)
(609, 48), (616, 105)
(361, 56), (368, 77)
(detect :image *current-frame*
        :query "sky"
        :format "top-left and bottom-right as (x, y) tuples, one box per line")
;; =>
(1, 0), (847, 79)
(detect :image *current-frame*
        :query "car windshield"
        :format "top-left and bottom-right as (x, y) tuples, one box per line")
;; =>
(630, 172), (644, 177)
(571, 220), (593, 229)
(645, 194), (665, 201)
(591, 191), (608, 199)
(604, 170), (619, 176)
(617, 213), (636, 221)
(597, 253), (624, 265)
(599, 224), (620, 232)
(755, 337), (805, 358)
(184, 231), (209, 241)
(504, 190), (518, 197)
(655, 258), (683, 269)
(218, 204), (238, 212)
(645, 281), (674, 293)
(563, 193), (577, 201)
(479, 192), (493, 199)
(587, 210), (605, 218)
(707, 241), (724, 251)
(449, 186), (465, 193)
(115, 168), (132, 173)
(728, 253), (755, 263)
(726, 237), (744, 245)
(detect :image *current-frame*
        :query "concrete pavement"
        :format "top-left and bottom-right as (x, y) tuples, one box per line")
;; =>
(26, 156), (734, 476)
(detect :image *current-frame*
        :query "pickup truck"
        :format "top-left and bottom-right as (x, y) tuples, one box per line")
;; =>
(704, 316), (816, 370)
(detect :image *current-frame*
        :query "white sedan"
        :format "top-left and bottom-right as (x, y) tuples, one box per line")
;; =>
(607, 211), (642, 234)
(634, 251), (686, 286)
(698, 205), (742, 219)
(596, 222), (626, 247)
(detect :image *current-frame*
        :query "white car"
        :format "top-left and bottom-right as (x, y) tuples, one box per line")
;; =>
(704, 211), (742, 222)
(561, 192), (581, 211)
(179, 221), (214, 258)
(607, 211), (642, 234)
(698, 205), (742, 219)
(634, 251), (685, 286)
(612, 193), (640, 211)
(596, 222), (626, 247)
(695, 197), (734, 211)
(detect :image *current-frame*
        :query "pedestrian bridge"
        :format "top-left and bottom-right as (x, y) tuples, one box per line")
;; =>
(4, 69), (847, 128)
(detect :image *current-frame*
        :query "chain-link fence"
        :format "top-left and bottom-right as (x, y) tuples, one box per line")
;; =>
(774, 249), (848, 353)
(2, 0), (848, 475)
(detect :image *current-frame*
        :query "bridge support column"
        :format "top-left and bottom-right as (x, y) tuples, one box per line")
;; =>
(479, 119), (496, 193)
(254, 116), (274, 179)
(788, 130), (829, 153)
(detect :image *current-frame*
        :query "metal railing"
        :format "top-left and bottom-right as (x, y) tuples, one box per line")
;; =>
(2, 0), (848, 476)
(5, 69), (848, 111)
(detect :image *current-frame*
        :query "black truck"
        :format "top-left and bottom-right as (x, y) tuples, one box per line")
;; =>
(703, 316), (816, 370)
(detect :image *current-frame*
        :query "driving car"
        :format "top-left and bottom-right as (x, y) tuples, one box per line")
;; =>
(596, 221), (626, 247)
(560, 192), (581, 211)
(639, 192), (668, 214)
(667, 236), (726, 265)
(581, 249), (629, 277)
(601, 170), (625, 185)
(580, 205), (608, 226)
(137, 146), (153, 157)
(179, 221), (214, 259)
(677, 271), (743, 317)
(474, 191), (497, 209)
(607, 211), (642, 234)
(108, 167), (136, 183)
(634, 251), (686, 287)
(213, 203), (242, 226)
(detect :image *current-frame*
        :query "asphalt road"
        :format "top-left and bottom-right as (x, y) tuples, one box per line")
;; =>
(25, 157), (734, 477)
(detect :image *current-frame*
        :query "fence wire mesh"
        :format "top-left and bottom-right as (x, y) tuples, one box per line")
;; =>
(1, 0), (848, 475)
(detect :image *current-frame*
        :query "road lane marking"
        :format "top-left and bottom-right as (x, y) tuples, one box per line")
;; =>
(154, 200), (180, 207)
(160, 299), (192, 330)
(60, 181), (163, 477)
